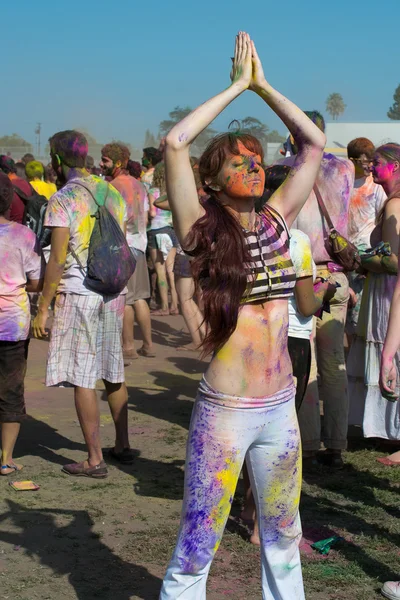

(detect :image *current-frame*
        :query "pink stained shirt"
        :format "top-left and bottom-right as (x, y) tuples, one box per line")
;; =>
(111, 173), (149, 252)
(284, 153), (355, 265)
(0, 222), (45, 341)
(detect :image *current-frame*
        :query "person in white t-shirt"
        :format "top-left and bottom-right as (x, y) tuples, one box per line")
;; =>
(346, 137), (386, 338)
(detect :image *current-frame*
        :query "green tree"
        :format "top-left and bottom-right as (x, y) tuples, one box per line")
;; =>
(0, 133), (32, 150)
(266, 130), (286, 143)
(144, 129), (158, 148)
(240, 117), (270, 146)
(326, 93), (346, 120)
(159, 107), (217, 154)
(388, 84), (400, 120)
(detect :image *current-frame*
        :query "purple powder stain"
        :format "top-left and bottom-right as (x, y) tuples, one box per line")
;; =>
(178, 132), (188, 143)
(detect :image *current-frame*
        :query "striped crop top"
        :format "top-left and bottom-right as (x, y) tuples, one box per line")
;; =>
(242, 204), (296, 303)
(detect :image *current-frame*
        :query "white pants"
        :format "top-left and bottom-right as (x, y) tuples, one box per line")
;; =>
(160, 379), (305, 600)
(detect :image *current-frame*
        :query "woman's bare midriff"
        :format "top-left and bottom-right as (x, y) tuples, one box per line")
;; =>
(204, 298), (293, 398)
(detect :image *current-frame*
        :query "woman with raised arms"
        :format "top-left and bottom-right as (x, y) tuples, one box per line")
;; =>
(159, 32), (326, 600)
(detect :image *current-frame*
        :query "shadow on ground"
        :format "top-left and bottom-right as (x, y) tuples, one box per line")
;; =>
(0, 500), (162, 600)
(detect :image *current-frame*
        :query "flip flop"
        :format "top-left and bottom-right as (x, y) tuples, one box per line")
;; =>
(1, 464), (23, 476)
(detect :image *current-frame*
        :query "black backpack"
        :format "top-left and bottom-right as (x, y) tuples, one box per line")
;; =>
(69, 181), (136, 295)
(13, 184), (52, 248)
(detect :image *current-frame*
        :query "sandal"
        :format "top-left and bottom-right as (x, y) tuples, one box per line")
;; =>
(1, 464), (23, 476)
(151, 309), (170, 316)
(62, 460), (108, 478)
(108, 448), (136, 465)
(137, 346), (156, 358)
(169, 309), (180, 316)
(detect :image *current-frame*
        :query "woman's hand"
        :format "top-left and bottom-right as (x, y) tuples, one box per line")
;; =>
(249, 40), (267, 93)
(380, 354), (398, 401)
(230, 31), (252, 90)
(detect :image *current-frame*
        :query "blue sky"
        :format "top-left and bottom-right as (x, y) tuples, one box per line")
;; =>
(2, 0), (399, 151)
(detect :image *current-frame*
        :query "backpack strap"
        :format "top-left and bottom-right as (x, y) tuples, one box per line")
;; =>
(66, 180), (110, 272)
(12, 183), (35, 204)
(71, 180), (109, 209)
(313, 184), (335, 231)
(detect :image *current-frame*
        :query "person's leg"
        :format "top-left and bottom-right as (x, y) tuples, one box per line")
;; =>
(297, 318), (321, 460)
(74, 386), (103, 466)
(99, 294), (131, 453)
(1, 423), (21, 473)
(134, 299), (154, 353)
(122, 304), (138, 359)
(0, 340), (28, 474)
(149, 247), (169, 313)
(288, 337), (312, 414)
(176, 276), (204, 349)
(240, 461), (260, 546)
(165, 247), (179, 313)
(160, 398), (249, 599)
(104, 380), (130, 452)
(316, 272), (350, 461)
(247, 395), (305, 600)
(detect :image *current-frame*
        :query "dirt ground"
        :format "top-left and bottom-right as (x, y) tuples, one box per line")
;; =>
(0, 315), (399, 600)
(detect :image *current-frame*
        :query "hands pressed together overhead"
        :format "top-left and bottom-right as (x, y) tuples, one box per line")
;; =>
(230, 31), (267, 93)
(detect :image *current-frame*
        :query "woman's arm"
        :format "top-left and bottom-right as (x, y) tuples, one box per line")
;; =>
(32, 227), (69, 338)
(362, 198), (400, 274)
(295, 277), (336, 317)
(381, 266), (400, 398)
(165, 32), (252, 243)
(148, 193), (157, 219)
(248, 43), (326, 228)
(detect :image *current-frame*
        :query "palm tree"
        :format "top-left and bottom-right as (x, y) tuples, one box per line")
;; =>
(326, 93), (346, 121)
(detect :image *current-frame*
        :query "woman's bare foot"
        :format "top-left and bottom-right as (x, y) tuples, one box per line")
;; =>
(250, 530), (261, 546)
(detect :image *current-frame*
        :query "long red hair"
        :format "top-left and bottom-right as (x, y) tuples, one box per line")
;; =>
(185, 132), (264, 355)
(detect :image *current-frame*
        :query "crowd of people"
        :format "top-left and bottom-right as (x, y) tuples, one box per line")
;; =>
(1, 31), (400, 600)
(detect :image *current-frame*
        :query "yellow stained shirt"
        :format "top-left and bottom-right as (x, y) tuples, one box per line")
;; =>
(30, 179), (57, 200)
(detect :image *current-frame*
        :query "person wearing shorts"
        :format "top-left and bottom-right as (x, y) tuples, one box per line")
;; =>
(148, 162), (179, 316)
(33, 130), (134, 478)
(100, 142), (155, 360)
(0, 172), (45, 476)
